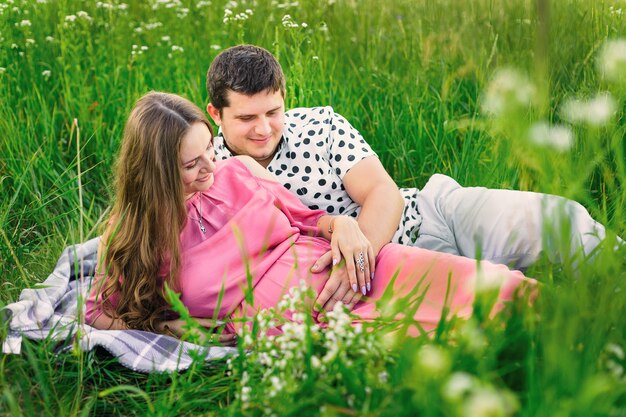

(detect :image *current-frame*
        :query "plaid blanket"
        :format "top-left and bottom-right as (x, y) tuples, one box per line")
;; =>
(1, 237), (237, 373)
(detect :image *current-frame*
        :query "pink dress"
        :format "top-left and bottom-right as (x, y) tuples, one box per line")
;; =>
(86, 158), (534, 334)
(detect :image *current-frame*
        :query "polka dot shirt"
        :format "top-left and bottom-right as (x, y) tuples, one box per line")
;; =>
(214, 106), (422, 245)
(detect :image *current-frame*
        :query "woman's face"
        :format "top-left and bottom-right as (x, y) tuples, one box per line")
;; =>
(179, 122), (216, 198)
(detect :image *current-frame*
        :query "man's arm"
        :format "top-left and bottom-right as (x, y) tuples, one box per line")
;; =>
(342, 155), (404, 255)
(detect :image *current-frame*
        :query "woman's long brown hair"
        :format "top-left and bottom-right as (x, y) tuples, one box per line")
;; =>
(98, 91), (213, 332)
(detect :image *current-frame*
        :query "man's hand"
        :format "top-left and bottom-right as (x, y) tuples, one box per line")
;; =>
(311, 250), (361, 313)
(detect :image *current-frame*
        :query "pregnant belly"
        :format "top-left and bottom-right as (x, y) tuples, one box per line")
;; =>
(226, 235), (330, 334)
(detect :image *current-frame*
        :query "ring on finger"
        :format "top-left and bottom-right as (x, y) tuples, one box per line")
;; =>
(356, 252), (365, 272)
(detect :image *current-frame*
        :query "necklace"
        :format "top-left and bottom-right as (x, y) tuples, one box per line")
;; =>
(189, 195), (206, 234)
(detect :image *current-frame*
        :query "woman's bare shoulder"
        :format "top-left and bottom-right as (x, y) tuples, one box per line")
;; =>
(233, 155), (278, 182)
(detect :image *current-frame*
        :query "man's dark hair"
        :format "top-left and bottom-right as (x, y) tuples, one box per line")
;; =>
(206, 44), (286, 110)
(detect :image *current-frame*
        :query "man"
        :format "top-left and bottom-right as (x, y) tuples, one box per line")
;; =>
(206, 44), (616, 312)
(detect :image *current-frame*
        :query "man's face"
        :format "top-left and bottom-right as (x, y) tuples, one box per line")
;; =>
(207, 89), (285, 168)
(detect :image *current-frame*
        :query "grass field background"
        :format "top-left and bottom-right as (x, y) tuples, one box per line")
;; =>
(1, 0), (625, 415)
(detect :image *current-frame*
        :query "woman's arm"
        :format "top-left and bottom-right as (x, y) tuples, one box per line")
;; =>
(156, 318), (237, 346)
(91, 310), (129, 330)
(87, 226), (129, 330)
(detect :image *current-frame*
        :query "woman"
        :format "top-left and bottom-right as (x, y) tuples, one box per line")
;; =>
(86, 92), (534, 340)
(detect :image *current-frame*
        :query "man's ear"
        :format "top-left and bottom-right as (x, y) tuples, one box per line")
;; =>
(206, 103), (221, 126)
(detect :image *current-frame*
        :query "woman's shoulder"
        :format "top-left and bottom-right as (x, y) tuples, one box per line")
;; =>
(210, 157), (263, 193)
(231, 156), (277, 182)
(214, 156), (250, 177)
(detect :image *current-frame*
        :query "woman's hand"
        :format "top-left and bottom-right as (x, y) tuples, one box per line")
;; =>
(329, 216), (376, 296)
(157, 318), (237, 346)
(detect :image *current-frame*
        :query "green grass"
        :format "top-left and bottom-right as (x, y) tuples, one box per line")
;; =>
(1, 0), (625, 415)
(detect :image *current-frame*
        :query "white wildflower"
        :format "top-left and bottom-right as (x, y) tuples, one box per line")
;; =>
(65, 15), (77, 23)
(11, 43), (18, 49)
(597, 39), (626, 82)
(277, 1), (300, 8)
(161, 35), (171, 42)
(42, 70), (51, 79)
(312, 56), (319, 60)
(456, 319), (487, 353)
(211, 44), (221, 50)
(277, 298), (289, 311)
(301, 22), (308, 28)
(240, 385), (252, 403)
(19, 20), (31, 27)
(311, 355), (321, 369)
(171, 45), (184, 53)
(144, 22), (163, 30)
(0, 67), (6, 74)
(481, 68), (536, 116)
(606, 343), (625, 360)
(528, 122), (573, 152)
(25, 38), (35, 46)
(442, 372), (474, 401)
(141, 45), (148, 51)
(76, 11), (92, 21)
(561, 92), (616, 126)
(603, 342), (625, 380)
(258, 351), (271, 366)
(282, 14), (299, 28)
(45, 36), (54, 42)
(462, 388), (518, 417)
(606, 359), (624, 379)
(270, 376), (284, 393)
(415, 344), (450, 377)
(197, 0), (212, 7)
(378, 370), (389, 383)
(241, 370), (249, 385)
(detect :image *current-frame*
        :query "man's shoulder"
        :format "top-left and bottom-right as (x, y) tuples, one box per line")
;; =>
(283, 106), (352, 139)
(285, 106), (337, 122)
